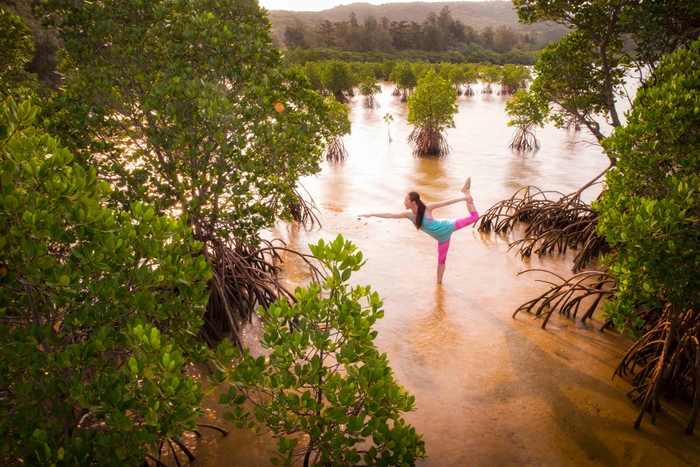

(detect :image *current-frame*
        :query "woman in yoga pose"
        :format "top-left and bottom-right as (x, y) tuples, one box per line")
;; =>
(360, 177), (478, 284)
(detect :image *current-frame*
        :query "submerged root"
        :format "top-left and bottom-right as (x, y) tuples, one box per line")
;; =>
(615, 304), (700, 433)
(333, 91), (348, 104)
(199, 239), (322, 349)
(509, 124), (541, 152)
(408, 127), (450, 156)
(362, 95), (380, 109)
(513, 269), (616, 329)
(325, 136), (348, 162)
(287, 184), (321, 230)
(477, 186), (609, 272)
(499, 84), (523, 96)
(565, 115), (582, 131)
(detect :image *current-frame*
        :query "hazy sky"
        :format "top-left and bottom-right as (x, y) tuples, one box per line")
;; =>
(258, 0), (490, 13)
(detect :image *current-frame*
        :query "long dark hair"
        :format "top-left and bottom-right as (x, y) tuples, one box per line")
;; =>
(408, 191), (426, 229)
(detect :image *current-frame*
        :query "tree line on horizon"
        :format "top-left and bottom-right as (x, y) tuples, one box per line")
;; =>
(281, 6), (540, 59)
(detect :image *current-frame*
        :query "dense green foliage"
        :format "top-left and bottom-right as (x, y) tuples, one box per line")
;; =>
(219, 236), (425, 466)
(0, 97), (212, 465)
(407, 69), (457, 134)
(0, 8), (40, 99)
(284, 45), (540, 66)
(281, 6), (540, 57)
(597, 39), (700, 337)
(46, 0), (335, 241)
(406, 69), (458, 156)
(510, 0), (700, 147)
(320, 60), (357, 103)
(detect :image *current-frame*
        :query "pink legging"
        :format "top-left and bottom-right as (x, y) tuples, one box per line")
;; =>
(437, 211), (479, 264)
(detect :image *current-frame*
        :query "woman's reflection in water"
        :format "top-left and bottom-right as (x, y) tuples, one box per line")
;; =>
(409, 286), (463, 368)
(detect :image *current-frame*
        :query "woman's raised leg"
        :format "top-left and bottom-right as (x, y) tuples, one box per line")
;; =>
(455, 177), (478, 231)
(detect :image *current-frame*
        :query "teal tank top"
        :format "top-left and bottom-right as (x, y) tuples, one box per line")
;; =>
(409, 213), (456, 243)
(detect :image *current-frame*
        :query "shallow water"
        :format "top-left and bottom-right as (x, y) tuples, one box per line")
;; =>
(174, 83), (700, 466)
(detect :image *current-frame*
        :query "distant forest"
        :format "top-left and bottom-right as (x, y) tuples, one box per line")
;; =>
(268, 3), (568, 64)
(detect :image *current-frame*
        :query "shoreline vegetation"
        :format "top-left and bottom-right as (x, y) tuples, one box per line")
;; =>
(274, 5), (549, 66)
(2, 0), (700, 465)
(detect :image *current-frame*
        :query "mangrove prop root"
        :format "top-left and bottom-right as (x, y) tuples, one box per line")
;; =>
(512, 269), (616, 329)
(325, 137), (348, 162)
(286, 184), (321, 231)
(196, 423), (229, 436)
(509, 124), (541, 152)
(498, 84), (526, 96)
(614, 304), (700, 433)
(463, 85), (475, 97)
(407, 127), (450, 156)
(477, 185), (609, 272)
(481, 83), (493, 94)
(200, 238), (322, 348)
(362, 95), (380, 109)
(565, 115), (582, 131)
(391, 86), (401, 96)
(167, 440), (183, 467)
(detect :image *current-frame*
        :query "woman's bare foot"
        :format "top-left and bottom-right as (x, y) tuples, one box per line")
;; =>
(461, 177), (471, 197)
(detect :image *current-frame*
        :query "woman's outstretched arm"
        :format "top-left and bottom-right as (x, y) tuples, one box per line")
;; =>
(359, 212), (410, 219)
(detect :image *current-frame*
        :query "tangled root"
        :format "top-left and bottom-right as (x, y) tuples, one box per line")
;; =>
(199, 239), (321, 349)
(477, 186), (608, 272)
(509, 124), (541, 152)
(463, 85), (475, 97)
(325, 136), (348, 162)
(408, 127), (450, 156)
(481, 83), (493, 94)
(616, 303), (700, 433)
(513, 269), (615, 328)
(565, 115), (582, 131)
(363, 95), (380, 109)
(287, 184), (321, 230)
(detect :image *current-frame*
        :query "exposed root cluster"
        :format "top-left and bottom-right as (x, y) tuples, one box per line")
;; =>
(286, 185), (321, 230)
(513, 269), (616, 328)
(150, 424), (229, 466)
(325, 136), (348, 162)
(481, 83), (493, 94)
(498, 84), (525, 96)
(477, 186), (608, 272)
(616, 304), (700, 433)
(391, 86), (401, 96)
(463, 85), (475, 97)
(565, 115), (582, 131)
(363, 95), (380, 109)
(199, 239), (321, 349)
(407, 126), (450, 156)
(509, 124), (541, 152)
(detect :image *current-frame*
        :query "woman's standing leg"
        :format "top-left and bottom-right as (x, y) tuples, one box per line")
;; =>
(436, 239), (450, 284)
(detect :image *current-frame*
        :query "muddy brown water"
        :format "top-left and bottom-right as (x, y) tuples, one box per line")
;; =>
(170, 83), (700, 466)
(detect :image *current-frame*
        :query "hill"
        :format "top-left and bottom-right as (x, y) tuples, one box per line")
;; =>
(266, 1), (568, 44)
